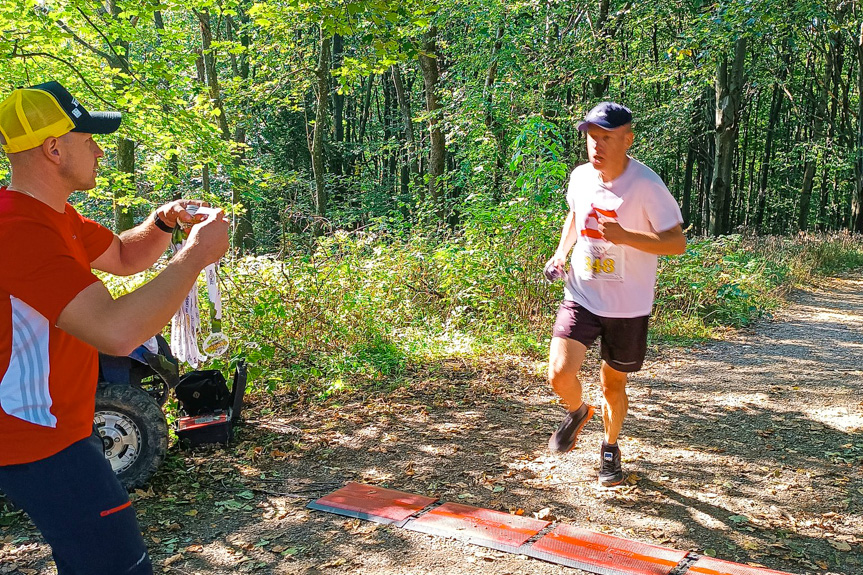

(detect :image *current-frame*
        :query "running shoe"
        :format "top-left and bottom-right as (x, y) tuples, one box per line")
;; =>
(598, 442), (624, 487)
(548, 404), (595, 453)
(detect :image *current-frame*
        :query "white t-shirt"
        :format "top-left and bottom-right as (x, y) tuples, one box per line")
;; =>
(563, 157), (683, 318)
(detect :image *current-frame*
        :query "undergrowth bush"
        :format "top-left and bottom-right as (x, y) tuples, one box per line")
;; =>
(101, 230), (863, 397)
(653, 233), (863, 340)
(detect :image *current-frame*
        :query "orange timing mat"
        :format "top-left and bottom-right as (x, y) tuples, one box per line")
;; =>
(527, 523), (687, 575)
(687, 556), (800, 575)
(308, 483), (797, 575)
(307, 481), (437, 527)
(405, 501), (550, 553)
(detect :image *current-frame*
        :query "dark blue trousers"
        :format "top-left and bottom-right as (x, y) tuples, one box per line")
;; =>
(0, 433), (152, 575)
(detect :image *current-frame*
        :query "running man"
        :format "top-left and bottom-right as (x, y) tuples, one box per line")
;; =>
(545, 102), (686, 486)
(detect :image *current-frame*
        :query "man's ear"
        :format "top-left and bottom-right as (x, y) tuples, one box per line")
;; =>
(41, 137), (62, 165)
(625, 130), (634, 150)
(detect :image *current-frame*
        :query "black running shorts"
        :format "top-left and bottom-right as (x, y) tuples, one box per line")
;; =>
(552, 300), (649, 373)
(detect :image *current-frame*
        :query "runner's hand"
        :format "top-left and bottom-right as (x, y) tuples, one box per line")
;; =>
(597, 218), (629, 245)
(544, 252), (567, 281)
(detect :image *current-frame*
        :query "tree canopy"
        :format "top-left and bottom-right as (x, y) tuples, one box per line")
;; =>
(1, 0), (862, 243)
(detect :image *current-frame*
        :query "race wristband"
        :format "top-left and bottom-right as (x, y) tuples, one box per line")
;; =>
(153, 214), (174, 233)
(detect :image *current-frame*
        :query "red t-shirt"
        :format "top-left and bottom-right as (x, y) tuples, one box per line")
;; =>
(0, 187), (114, 465)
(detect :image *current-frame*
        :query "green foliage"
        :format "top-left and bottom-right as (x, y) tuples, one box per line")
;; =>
(100, 224), (863, 403)
(215, 230), (862, 397)
(653, 236), (789, 338)
(653, 233), (863, 339)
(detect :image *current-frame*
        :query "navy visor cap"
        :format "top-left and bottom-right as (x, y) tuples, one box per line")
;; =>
(577, 102), (632, 131)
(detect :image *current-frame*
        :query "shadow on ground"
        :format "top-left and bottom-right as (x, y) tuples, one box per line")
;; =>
(2, 280), (862, 575)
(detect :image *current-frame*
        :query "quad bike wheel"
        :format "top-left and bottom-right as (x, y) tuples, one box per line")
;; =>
(94, 383), (167, 490)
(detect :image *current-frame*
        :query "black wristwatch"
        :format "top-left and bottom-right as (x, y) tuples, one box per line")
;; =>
(153, 214), (175, 233)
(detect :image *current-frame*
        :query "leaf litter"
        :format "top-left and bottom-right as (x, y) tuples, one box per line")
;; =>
(1, 278), (863, 574)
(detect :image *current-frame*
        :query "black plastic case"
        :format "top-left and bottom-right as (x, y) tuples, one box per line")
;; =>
(175, 361), (247, 448)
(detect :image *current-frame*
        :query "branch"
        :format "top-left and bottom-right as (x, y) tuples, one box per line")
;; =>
(560, 10), (586, 37)
(56, 21), (113, 62)
(75, 6), (142, 86)
(9, 47), (117, 109)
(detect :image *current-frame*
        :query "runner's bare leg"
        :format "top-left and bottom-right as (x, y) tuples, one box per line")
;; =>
(600, 361), (628, 443)
(549, 337), (588, 411)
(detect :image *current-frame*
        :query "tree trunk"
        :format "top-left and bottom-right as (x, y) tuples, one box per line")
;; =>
(484, 24), (506, 201)
(232, 126), (255, 251)
(357, 74), (374, 144)
(853, 22), (863, 232)
(154, 11), (181, 200)
(225, 10), (255, 251)
(732, 100), (751, 229)
(698, 87), (716, 235)
(418, 27), (446, 215)
(194, 49), (212, 195)
(114, 138), (135, 231)
(590, 0), (632, 97)
(105, 0), (135, 231)
(800, 44), (832, 231)
(755, 38), (791, 232)
(197, 10), (231, 141)
(382, 69), (397, 188)
(198, 8), (256, 250)
(331, 34), (345, 178)
(681, 91), (708, 230)
(391, 64), (420, 194)
(709, 36), (746, 236)
(311, 27), (331, 235)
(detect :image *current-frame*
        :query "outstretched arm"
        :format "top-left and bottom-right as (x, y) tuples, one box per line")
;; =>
(91, 200), (206, 276)
(57, 212), (229, 356)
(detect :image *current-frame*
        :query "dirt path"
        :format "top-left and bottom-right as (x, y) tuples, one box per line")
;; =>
(2, 277), (862, 575)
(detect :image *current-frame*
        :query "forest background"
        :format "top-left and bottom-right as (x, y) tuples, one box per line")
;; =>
(2, 0), (863, 395)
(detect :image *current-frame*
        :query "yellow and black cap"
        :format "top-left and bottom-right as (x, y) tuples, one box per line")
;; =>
(0, 81), (121, 154)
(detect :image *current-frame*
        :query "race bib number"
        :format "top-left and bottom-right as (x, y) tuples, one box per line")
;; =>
(575, 241), (625, 282)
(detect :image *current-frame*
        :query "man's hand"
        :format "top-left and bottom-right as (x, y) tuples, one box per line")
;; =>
(60, 209), (230, 356)
(181, 209), (230, 267)
(597, 218), (630, 245)
(154, 199), (209, 229)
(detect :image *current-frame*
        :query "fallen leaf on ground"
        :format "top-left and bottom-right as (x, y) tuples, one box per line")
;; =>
(163, 554), (184, 566)
(829, 540), (852, 551)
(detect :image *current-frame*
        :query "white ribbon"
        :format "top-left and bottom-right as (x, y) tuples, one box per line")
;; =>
(169, 206), (228, 367)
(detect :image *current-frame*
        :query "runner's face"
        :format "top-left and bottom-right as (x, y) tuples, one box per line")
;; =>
(586, 124), (633, 177)
(57, 132), (104, 191)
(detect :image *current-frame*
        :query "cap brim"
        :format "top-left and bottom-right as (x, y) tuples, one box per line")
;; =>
(71, 111), (122, 135)
(577, 120), (615, 131)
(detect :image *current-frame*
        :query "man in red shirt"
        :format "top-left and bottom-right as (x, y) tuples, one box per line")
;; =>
(0, 81), (229, 574)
